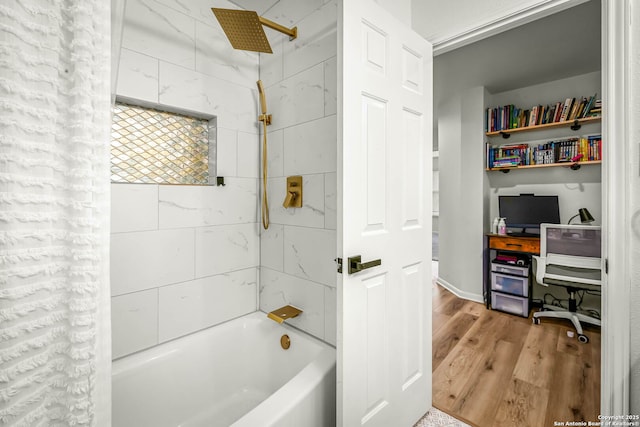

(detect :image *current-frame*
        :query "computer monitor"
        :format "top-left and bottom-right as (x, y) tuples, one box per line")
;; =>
(498, 194), (560, 235)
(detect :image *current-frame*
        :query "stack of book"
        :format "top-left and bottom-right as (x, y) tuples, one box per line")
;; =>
(485, 94), (600, 133)
(486, 134), (602, 169)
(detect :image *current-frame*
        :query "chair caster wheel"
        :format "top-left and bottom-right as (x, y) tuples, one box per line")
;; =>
(578, 334), (589, 344)
(533, 317), (540, 325)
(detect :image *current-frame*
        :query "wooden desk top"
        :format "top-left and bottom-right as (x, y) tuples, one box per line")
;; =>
(486, 233), (540, 255)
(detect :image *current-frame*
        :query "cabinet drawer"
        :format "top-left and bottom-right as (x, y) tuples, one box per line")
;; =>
(489, 237), (539, 254)
(491, 262), (528, 277)
(491, 272), (528, 297)
(491, 292), (529, 317)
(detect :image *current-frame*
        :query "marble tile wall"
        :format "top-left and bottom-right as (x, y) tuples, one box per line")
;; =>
(111, 0), (338, 358)
(258, 0), (338, 346)
(111, 0), (260, 359)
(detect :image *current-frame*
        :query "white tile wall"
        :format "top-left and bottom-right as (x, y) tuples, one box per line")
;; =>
(257, 0), (337, 344)
(282, 0), (337, 79)
(260, 224), (284, 271)
(111, 289), (159, 358)
(195, 223), (260, 277)
(111, 228), (195, 296)
(123, 0), (196, 69)
(195, 20), (259, 89)
(158, 179), (257, 228)
(225, 0), (274, 15)
(259, 33), (285, 88)
(324, 286), (336, 346)
(324, 56), (337, 116)
(155, 0), (242, 24)
(259, 268), (326, 340)
(283, 115), (337, 175)
(113, 0), (338, 357)
(324, 172), (337, 230)
(217, 127), (238, 177)
(284, 226), (336, 287)
(111, 184), (158, 233)
(159, 61), (258, 133)
(237, 132), (260, 178)
(265, 129), (284, 178)
(116, 49), (159, 103)
(158, 268), (257, 342)
(113, 0), (264, 359)
(266, 64), (325, 131)
(262, 0), (326, 28)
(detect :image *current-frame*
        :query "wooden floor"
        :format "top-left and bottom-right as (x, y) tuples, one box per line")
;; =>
(432, 284), (600, 427)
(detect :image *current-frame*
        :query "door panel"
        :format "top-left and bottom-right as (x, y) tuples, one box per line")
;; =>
(338, 0), (433, 426)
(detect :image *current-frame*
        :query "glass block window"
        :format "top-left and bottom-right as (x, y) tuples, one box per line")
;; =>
(111, 102), (215, 184)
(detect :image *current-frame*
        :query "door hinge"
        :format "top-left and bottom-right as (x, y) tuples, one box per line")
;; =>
(605, 258), (609, 274)
(335, 258), (343, 274)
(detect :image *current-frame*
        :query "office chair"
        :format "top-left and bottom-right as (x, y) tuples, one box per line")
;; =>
(532, 223), (602, 343)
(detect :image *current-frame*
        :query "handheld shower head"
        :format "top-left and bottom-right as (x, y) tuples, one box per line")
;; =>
(257, 80), (267, 115)
(256, 79), (272, 230)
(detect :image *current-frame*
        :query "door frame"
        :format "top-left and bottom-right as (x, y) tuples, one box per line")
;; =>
(428, 0), (631, 415)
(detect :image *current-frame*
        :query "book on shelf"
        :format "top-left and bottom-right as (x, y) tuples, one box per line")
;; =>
(559, 97), (574, 122)
(485, 93), (601, 133)
(485, 134), (602, 169)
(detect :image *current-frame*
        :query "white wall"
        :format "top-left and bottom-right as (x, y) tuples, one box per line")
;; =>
(111, 0), (260, 359)
(258, 0), (338, 346)
(437, 87), (486, 301)
(487, 72), (603, 225)
(629, 0), (640, 413)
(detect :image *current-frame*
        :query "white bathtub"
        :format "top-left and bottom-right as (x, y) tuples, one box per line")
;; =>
(112, 312), (336, 427)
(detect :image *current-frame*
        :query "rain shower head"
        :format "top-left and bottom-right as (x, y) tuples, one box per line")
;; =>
(211, 8), (297, 54)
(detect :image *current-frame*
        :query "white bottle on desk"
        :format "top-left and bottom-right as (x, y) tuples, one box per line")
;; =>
(492, 217), (499, 234)
(498, 217), (507, 235)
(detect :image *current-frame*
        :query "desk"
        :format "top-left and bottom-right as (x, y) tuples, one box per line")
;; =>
(484, 234), (540, 309)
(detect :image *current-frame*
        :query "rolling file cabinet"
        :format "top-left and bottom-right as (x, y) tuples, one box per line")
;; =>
(490, 261), (530, 316)
(484, 234), (540, 317)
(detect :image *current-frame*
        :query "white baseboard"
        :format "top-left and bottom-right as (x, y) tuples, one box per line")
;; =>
(435, 277), (484, 304)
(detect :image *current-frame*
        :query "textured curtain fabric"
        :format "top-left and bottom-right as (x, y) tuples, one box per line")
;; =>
(0, 1), (112, 425)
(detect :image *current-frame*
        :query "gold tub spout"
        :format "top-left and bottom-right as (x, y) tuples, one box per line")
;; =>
(267, 305), (302, 324)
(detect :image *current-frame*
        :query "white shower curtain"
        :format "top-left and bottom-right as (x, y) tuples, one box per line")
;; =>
(0, 1), (112, 425)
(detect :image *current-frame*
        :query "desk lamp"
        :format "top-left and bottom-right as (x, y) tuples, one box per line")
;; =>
(568, 208), (594, 224)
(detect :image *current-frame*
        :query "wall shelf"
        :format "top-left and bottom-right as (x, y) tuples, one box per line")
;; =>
(486, 160), (601, 172)
(486, 116), (601, 138)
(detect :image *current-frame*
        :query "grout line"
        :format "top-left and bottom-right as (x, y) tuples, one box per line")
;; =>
(112, 266), (261, 299)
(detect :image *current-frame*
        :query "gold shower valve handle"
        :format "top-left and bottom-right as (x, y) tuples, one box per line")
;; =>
(283, 191), (296, 208)
(283, 176), (302, 208)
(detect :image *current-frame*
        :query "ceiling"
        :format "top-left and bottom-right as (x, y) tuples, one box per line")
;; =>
(433, 0), (601, 98)
(228, 0), (600, 99)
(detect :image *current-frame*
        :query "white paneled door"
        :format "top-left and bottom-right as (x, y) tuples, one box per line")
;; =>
(337, 1), (433, 426)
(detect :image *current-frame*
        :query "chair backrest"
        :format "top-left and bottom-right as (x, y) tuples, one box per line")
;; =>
(538, 223), (602, 285)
